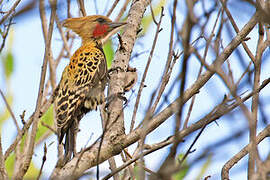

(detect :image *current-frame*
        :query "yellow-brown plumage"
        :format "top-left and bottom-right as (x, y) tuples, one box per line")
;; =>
(56, 15), (126, 162)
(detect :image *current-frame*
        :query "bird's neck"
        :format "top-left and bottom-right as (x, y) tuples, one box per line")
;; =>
(82, 38), (102, 48)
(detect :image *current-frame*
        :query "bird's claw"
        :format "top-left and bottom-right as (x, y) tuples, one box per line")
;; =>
(105, 92), (128, 109)
(117, 92), (128, 105)
(108, 66), (124, 74)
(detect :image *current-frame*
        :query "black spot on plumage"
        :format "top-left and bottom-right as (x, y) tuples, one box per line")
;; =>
(57, 96), (68, 106)
(84, 52), (90, 56)
(68, 90), (75, 95)
(62, 87), (67, 96)
(70, 102), (77, 109)
(69, 98), (73, 103)
(76, 79), (81, 86)
(80, 57), (83, 60)
(87, 62), (93, 66)
(58, 111), (67, 120)
(60, 103), (68, 111)
(83, 57), (87, 61)
(93, 57), (98, 61)
(84, 70), (88, 75)
(81, 78), (85, 84)
(74, 94), (80, 100)
(94, 61), (98, 65)
(78, 63), (83, 67)
(77, 86), (84, 91)
(68, 111), (74, 117)
(80, 70), (84, 76)
(92, 66), (97, 70)
(74, 74), (78, 79)
(84, 78), (89, 84)
(88, 68), (93, 72)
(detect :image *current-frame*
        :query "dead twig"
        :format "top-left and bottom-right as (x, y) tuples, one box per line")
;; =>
(106, 0), (121, 17)
(37, 143), (47, 180)
(0, 88), (20, 132)
(130, 7), (164, 132)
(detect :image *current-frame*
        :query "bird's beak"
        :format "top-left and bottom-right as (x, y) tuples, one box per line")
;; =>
(107, 22), (127, 30)
(101, 22), (127, 44)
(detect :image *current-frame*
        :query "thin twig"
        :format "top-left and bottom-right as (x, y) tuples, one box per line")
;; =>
(115, 0), (130, 21)
(130, 7), (164, 132)
(0, 14), (14, 53)
(77, 0), (86, 16)
(148, 1), (187, 119)
(183, 9), (222, 129)
(219, 0), (256, 63)
(162, 1), (180, 172)
(0, 134), (8, 180)
(0, 0), (21, 24)
(248, 21), (264, 178)
(37, 143), (47, 180)
(4, 86), (58, 160)
(55, 15), (72, 58)
(106, 0), (121, 17)
(221, 125), (270, 180)
(41, 122), (56, 134)
(13, 0), (57, 178)
(0, 88), (20, 131)
(104, 78), (270, 179)
(178, 125), (206, 166)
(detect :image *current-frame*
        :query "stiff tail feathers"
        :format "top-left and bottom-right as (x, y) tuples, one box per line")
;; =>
(59, 121), (77, 164)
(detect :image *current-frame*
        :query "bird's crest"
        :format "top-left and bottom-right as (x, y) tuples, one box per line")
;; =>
(62, 15), (126, 44)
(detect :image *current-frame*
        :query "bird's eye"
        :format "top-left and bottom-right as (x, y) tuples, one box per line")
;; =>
(96, 17), (106, 23)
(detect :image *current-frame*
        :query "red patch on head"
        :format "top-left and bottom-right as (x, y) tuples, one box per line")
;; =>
(93, 24), (109, 38)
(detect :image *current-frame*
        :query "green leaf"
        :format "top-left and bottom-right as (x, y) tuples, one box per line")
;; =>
(5, 153), (15, 176)
(17, 105), (54, 152)
(2, 51), (14, 79)
(36, 105), (54, 142)
(103, 40), (114, 68)
(5, 106), (53, 178)
(195, 153), (212, 180)
(25, 160), (40, 179)
(0, 93), (13, 127)
(140, 0), (167, 36)
(133, 165), (140, 180)
(5, 153), (40, 178)
(173, 154), (190, 180)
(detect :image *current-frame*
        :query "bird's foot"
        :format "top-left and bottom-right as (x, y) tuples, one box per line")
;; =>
(124, 66), (137, 92)
(105, 92), (127, 109)
(107, 66), (124, 79)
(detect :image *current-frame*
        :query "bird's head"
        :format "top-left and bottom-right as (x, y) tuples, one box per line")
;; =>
(62, 15), (126, 44)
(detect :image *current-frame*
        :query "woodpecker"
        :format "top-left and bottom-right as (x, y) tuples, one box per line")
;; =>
(56, 15), (126, 162)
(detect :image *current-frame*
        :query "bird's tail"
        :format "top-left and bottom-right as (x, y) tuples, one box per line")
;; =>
(63, 121), (77, 163)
